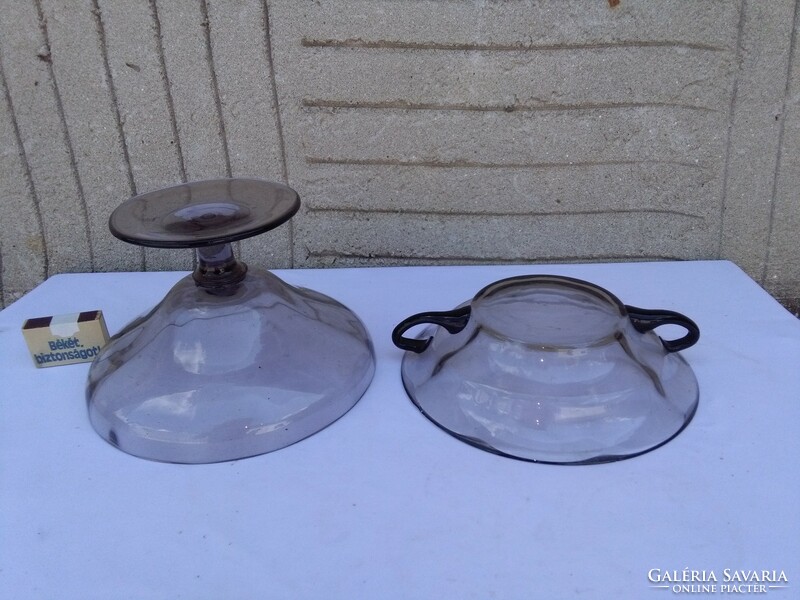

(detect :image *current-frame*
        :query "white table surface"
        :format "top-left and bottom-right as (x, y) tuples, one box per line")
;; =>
(1, 260), (798, 599)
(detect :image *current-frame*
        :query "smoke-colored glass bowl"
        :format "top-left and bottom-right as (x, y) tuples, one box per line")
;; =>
(392, 275), (699, 465)
(87, 179), (375, 463)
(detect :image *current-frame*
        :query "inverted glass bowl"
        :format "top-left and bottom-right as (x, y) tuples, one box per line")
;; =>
(392, 275), (700, 465)
(87, 179), (375, 463)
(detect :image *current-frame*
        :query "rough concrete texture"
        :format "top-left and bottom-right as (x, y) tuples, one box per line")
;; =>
(204, 0), (289, 265)
(0, 0), (798, 307)
(766, 1), (800, 298)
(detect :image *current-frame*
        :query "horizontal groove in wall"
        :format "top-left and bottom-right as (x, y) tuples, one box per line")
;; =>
(306, 207), (706, 221)
(303, 102), (720, 168)
(299, 210), (710, 264)
(305, 252), (686, 264)
(305, 157), (707, 170)
(301, 38), (727, 53)
(302, 99), (721, 115)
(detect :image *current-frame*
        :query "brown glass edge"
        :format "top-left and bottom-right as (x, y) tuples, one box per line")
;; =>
(108, 178), (301, 249)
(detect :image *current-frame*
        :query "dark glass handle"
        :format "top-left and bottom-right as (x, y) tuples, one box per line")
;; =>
(392, 306), (472, 353)
(625, 305), (700, 352)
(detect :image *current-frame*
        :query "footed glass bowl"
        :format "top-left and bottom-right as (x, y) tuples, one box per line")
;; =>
(87, 179), (375, 463)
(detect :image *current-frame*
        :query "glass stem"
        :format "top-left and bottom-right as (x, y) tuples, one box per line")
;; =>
(193, 243), (248, 291)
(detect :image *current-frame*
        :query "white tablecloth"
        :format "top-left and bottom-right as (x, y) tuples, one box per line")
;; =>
(1, 261), (797, 599)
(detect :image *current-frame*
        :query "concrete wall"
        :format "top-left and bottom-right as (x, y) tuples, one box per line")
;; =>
(1, 0), (798, 308)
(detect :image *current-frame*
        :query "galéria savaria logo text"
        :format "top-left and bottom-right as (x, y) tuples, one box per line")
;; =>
(648, 569), (789, 594)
